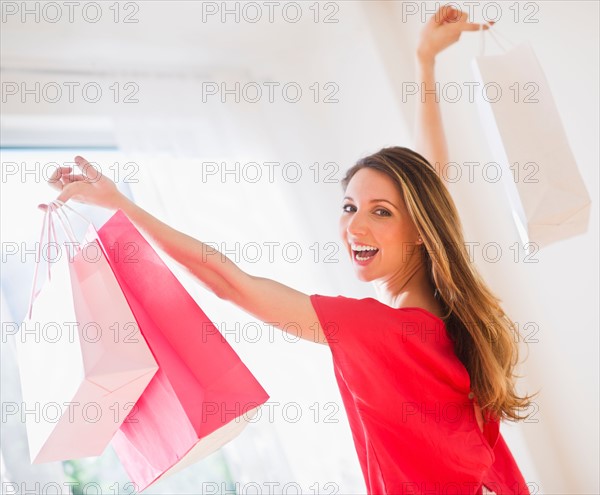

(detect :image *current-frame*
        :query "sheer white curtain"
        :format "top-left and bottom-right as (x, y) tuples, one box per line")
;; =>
(0, 64), (367, 492)
(0, 149), (240, 494)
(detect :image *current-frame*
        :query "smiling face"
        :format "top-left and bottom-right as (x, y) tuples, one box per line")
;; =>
(339, 167), (422, 282)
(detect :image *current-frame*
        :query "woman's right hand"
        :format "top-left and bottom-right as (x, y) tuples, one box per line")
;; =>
(416, 4), (493, 63)
(40, 156), (126, 211)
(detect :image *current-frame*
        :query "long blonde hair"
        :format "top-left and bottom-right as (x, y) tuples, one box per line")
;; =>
(342, 146), (538, 422)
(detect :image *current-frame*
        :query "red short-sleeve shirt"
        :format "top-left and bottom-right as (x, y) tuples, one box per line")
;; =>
(310, 294), (530, 495)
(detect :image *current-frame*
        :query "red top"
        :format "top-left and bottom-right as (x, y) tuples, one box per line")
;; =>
(310, 294), (530, 495)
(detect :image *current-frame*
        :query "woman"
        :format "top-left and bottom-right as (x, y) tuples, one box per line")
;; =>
(44, 5), (534, 495)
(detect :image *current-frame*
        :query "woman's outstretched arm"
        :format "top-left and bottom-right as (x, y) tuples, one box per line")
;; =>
(46, 157), (327, 345)
(414, 5), (492, 181)
(414, 55), (449, 177)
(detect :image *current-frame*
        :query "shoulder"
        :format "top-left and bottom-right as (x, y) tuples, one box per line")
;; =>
(309, 295), (384, 341)
(309, 294), (387, 320)
(309, 294), (444, 341)
(310, 294), (379, 308)
(310, 294), (442, 322)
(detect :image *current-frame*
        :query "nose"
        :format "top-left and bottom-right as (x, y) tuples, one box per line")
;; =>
(345, 209), (368, 236)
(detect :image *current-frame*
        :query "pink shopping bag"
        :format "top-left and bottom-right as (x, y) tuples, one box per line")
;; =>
(97, 209), (270, 491)
(16, 202), (158, 463)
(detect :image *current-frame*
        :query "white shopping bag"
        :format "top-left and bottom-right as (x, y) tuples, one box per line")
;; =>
(471, 29), (591, 248)
(16, 201), (158, 463)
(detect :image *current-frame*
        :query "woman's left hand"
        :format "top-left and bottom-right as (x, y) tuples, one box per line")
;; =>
(416, 4), (493, 63)
(39, 155), (126, 211)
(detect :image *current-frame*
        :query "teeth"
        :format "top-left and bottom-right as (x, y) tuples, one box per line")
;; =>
(356, 253), (375, 261)
(351, 244), (378, 252)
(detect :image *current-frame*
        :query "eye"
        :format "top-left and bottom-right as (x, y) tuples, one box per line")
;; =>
(375, 208), (391, 217)
(341, 204), (392, 216)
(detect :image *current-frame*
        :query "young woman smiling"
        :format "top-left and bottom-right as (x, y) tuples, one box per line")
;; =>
(43, 5), (534, 494)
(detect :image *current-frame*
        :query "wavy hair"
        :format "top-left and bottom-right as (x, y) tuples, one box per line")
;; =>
(341, 146), (538, 422)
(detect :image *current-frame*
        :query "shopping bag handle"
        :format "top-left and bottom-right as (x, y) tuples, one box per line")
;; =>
(26, 201), (93, 319)
(478, 23), (517, 56)
(51, 205), (78, 245)
(50, 199), (93, 225)
(48, 200), (95, 243)
(47, 199), (101, 249)
(27, 203), (59, 319)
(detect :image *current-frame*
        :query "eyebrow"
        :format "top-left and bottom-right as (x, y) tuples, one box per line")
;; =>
(343, 196), (398, 210)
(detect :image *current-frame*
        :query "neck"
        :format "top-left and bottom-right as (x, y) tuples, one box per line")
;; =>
(372, 256), (436, 310)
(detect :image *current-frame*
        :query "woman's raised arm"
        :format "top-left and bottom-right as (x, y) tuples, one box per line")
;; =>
(414, 5), (491, 181)
(46, 156), (327, 345)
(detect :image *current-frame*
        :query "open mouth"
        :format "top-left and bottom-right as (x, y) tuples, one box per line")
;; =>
(353, 248), (379, 261)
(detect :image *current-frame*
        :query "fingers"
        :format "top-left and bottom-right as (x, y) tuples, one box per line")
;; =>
(463, 22), (491, 32)
(48, 166), (71, 191)
(50, 157), (96, 182)
(74, 155), (101, 180)
(436, 5), (464, 24)
(438, 4), (496, 30)
(47, 166), (87, 194)
(56, 182), (83, 204)
(436, 5), (459, 25)
(38, 163), (89, 212)
(61, 173), (87, 184)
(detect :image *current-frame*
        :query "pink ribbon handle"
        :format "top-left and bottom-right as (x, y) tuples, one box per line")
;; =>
(26, 201), (94, 320)
(26, 204), (56, 320)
